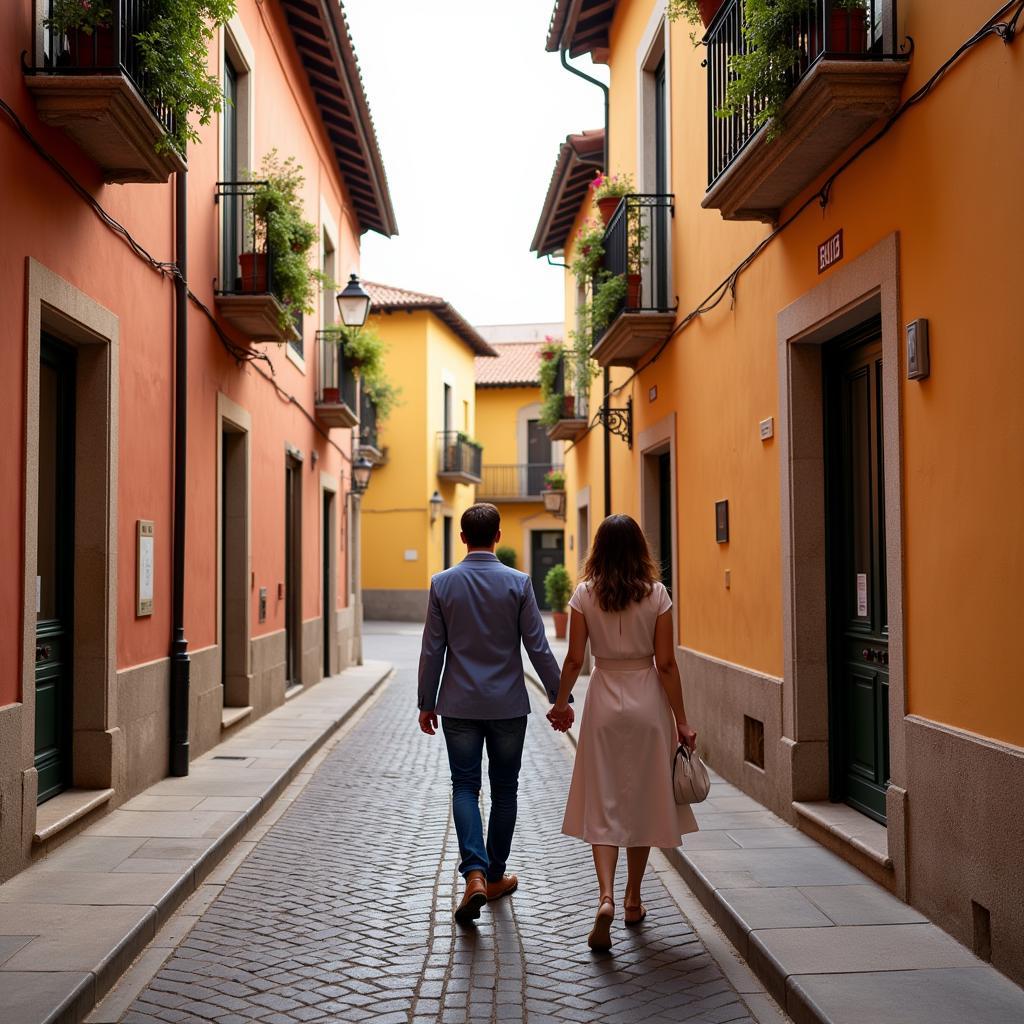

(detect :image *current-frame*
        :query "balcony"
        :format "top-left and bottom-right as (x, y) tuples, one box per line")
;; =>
(479, 464), (563, 503)
(703, 0), (909, 222)
(214, 181), (297, 344)
(357, 392), (387, 464)
(315, 330), (359, 429)
(24, 0), (185, 183)
(591, 195), (676, 368)
(437, 432), (483, 485)
(546, 357), (589, 441)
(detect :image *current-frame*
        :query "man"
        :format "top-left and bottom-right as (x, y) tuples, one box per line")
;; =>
(418, 502), (570, 923)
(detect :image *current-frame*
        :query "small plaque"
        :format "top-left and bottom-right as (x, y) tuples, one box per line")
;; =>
(404, 549), (419, 562)
(856, 573), (868, 617)
(649, 385), (658, 402)
(818, 229), (843, 274)
(136, 520), (154, 616)
(258, 587), (267, 623)
(907, 318), (930, 380)
(715, 500), (729, 544)
(759, 417), (774, 441)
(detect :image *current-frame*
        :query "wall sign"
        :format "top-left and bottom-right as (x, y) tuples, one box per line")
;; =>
(856, 573), (868, 617)
(906, 318), (930, 380)
(715, 500), (730, 544)
(649, 385), (658, 403)
(136, 520), (154, 616)
(818, 229), (843, 274)
(759, 417), (774, 441)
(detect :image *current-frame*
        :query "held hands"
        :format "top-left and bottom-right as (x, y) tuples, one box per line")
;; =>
(677, 719), (697, 752)
(547, 703), (574, 733)
(418, 711), (438, 736)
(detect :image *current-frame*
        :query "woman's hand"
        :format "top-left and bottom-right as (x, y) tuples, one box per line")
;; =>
(547, 703), (574, 732)
(676, 719), (697, 751)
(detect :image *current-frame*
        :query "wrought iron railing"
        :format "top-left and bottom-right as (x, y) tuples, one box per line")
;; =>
(705, 0), (897, 187)
(315, 330), (358, 410)
(359, 391), (379, 451)
(593, 194), (674, 349)
(437, 432), (483, 480)
(479, 464), (564, 499)
(33, 0), (176, 140)
(215, 181), (280, 300)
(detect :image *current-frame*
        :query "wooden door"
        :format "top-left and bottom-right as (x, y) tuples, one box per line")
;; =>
(284, 457), (302, 688)
(824, 321), (890, 823)
(36, 335), (76, 803)
(531, 531), (564, 610)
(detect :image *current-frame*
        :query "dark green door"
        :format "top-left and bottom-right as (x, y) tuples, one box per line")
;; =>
(825, 321), (889, 823)
(527, 419), (552, 495)
(531, 531), (564, 610)
(36, 335), (76, 804)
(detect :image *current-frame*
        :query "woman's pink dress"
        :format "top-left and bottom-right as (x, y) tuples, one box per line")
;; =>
(561, 581), (698, 848)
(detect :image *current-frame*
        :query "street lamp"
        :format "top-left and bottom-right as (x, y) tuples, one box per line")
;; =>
(429, 490), (443, 524)
(351, 455), (373, 495)
(337, 273), (372, 328)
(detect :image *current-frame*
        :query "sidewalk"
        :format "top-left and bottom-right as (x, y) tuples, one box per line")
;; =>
(0, 659), (391, 1024)
(523, 646), (1024, 1024)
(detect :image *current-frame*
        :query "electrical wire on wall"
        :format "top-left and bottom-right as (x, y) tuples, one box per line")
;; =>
(0, 92), (351, 463)
(565, 0), (1024, 452)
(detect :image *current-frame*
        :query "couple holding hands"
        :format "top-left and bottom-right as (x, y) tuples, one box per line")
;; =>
(418, 503), (698, 952)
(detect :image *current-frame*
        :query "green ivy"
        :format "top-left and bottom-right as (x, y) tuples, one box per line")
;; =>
(539, 341), (565, 428)
(323, 323), (400, 423)
(592, 273), (627, 333)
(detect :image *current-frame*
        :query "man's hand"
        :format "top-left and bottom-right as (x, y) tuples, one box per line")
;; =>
(547, 703), (574, 733)
(419, 711), (438, 736)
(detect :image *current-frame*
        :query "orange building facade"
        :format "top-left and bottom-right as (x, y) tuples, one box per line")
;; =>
(1, 0), (395, 880)
(537, 0), (1024, 982)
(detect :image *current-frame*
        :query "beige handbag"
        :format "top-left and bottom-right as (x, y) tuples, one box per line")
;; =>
(673, 744), (711, 805)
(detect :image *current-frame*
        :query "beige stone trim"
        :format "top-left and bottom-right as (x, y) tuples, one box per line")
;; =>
(776, 232), (906, 892)
(638, 412), (678, 628)
(23, 259), (122, 811)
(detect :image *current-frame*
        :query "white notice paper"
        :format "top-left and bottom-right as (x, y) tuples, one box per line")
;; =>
(139, 536), (154, 602)
(856, 573), (868, 617)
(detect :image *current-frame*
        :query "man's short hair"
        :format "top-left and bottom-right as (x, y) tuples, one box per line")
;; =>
(461, 503), (501, 547)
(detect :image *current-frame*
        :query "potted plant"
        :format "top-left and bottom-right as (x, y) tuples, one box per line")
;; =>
(591, 171), (635, 225)
(544, 468), (566, 491)
(539, 341), (565, 428)
(717, 0), (868, 138)
(562, 393), (578, 418)
(667, 0), (724, 29)
(495, 545), (517, 569)
(47, 0), (115, 67)
(544, 564), (572, 639)
(570, 218), (606, 283)
(243, 152), (322, 334)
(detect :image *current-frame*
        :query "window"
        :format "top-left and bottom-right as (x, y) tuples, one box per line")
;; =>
(322, 231), (336, 329)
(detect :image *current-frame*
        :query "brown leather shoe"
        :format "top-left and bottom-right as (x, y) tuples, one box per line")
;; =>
(486, 873), (519, 902)
(454, 871), (487, 923)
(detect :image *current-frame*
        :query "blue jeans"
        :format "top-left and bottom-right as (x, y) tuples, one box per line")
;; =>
(442, 715), (527, 881)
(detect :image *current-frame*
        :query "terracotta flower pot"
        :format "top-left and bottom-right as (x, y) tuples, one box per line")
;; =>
(698, 0), (723, 27)
(321, 386), (340, 404)
(811, 7), (867, 56)
(553, 610), (568, 639)
(596, 196), (622, 225)
(238, 252), (268, 293)
(626, 273), (642, 308)
(58, 25), (116, 67)
(563, 394), (577, 418)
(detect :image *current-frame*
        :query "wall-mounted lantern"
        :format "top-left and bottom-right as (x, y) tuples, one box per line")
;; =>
(429, 490), (443, 524)
(337, 273), (372, 328)
(351, 455), (373, 495)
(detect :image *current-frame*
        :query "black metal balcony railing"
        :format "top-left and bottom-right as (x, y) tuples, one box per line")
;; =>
(438, 432), (483, 480)
(35, 0), (176, 139)
(593, 194), (674, 349)
(215, 181), (278, 300)
(359, 391), (379, 451)
(706, 0), (896, 187)
(315, 331), (358, 409)
(480, 464), (564, 499)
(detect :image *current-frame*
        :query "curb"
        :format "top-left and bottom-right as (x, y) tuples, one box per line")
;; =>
(56, 662), (393, 1024)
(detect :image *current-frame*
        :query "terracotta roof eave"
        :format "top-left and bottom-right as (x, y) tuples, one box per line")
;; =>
(546, 0), (617, 57)
(366, 284), (497, 357)
(531, 129), (604, 256)
(476, 380), (539, 389)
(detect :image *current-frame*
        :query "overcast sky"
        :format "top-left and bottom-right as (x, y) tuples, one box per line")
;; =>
(344, 0), (605, 327)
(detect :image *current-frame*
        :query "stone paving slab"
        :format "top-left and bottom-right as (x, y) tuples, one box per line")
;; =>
(117, 627), (769, 1024)
(522, 657), (1024, 1024)
(0, 660), (391, 1024)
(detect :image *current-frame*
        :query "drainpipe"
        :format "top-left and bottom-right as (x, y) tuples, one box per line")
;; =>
(559, 48), (612, 517)
(170, 169), (190, 776)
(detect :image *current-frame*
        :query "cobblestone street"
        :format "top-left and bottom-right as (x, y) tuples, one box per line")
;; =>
(122, 626), (766, 1024)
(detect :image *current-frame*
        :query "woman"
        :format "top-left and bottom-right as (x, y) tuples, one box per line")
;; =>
(548, 515), (698, 952)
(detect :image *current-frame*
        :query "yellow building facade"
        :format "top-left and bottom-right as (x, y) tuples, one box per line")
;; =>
(474, 327), (567, 606)
(359, 284), (496, 620)
(538, 0), (1024, 982)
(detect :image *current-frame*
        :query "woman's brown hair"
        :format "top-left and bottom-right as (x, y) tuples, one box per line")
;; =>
(581, 514), (662, 612)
